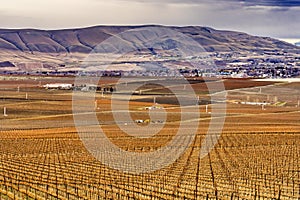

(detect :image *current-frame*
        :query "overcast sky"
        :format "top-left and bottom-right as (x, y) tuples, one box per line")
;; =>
(0, 0), (299, 40)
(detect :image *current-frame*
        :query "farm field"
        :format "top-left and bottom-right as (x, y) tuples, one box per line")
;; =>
(0, 75), (299, 199)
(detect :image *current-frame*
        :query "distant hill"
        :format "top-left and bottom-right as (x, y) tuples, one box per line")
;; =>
(0, 25), (298, 54)
(0, 25), (299, 72)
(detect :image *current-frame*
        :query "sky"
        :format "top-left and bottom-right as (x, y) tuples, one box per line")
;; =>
(0, 0), (299, 42)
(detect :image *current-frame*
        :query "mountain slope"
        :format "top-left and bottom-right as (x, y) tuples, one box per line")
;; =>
(0, 25), (298, 54)
(0, 25), (298, 72)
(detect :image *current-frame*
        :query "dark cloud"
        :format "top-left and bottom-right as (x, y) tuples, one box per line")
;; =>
(121, 0), (300, 7)
(119, 0), (300, 7)
(238, 0), (300, 7)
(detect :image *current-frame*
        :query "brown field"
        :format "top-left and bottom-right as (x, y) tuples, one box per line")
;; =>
(0, 75), (299, 199)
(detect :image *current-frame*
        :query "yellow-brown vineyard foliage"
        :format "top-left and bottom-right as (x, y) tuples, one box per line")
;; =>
(0, 76), (299, 199)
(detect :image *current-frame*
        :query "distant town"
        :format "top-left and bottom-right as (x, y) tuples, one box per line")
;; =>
(0, 49), (299, 79)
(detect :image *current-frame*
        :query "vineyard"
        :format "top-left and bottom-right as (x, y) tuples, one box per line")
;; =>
(0, 76), (299, 199)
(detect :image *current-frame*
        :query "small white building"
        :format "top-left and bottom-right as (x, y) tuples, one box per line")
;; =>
(43, 83), (73, 90)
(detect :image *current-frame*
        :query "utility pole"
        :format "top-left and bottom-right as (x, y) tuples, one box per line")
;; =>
(3, 107), (8, 117)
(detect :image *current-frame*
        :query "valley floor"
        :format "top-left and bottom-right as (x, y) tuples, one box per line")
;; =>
(0, 76), (299, 199)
